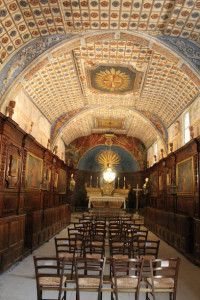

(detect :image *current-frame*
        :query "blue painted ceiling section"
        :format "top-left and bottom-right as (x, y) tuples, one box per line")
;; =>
(77, 145), (139, 172)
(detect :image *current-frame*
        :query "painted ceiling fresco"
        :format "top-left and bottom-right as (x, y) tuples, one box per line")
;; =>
(0, 0), (200, 153)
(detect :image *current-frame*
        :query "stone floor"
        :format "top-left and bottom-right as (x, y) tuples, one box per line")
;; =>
(0, 214), (200, 300)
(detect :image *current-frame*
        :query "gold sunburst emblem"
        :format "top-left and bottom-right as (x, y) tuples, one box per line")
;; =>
(97, 150), (120, 170)
(95, 68), (131, 92)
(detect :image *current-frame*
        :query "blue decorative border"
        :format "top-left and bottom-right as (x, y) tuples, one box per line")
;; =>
(157, 36), (200, 72)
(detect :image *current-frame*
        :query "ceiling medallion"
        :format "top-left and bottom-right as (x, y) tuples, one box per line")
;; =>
(95, 68), (131, 92)
(87, 64), (142, 95)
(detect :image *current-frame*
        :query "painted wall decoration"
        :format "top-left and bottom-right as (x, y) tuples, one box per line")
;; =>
(78, 145), (139, 172)
(141, 111), (168, 144)
(177, 157), (193, 194)
(51, 108), (86, 139)
(25, 153), (43, 189)
(65, 133), (147, 170)
(58, 169), (67, 194)
(87, 65), (142, 94)
(150, 172), (158, 197)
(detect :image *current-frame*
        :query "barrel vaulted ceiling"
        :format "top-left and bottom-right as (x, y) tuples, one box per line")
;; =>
(0, 0), (200, 151)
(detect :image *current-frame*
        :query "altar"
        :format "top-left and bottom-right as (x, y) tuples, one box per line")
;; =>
(88, 194), (126, 209)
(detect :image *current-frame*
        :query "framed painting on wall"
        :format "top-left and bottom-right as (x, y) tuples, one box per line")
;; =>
(25, 152), (43, 189)
(150, 172), (157, 196)
(58, 169), (67, 194)
(54, 173), (58, 188)
(9, 155), (19, 177)
(166, 171), (172, 186)
(176, 157), (193, 194)
(159, 175), (163, 191)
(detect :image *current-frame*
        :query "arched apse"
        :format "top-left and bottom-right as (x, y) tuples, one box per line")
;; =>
(77, 145), (140, 172)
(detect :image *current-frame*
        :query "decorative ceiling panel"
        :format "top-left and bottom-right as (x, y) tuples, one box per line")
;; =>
(62, 114), (91, 145)
(165, 0), (200, 42)
(73, 40), (199, 127)
(62, 0), (175, 32)
(137, 52), (199, 126)
(23, 51), (84, 123)
(1, 0), (200, 65)
(127, 115), (157, 148)
(0, 0), (65, 63)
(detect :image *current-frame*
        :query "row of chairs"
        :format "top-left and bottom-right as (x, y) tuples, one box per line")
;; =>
(34, 256), (181, 300)
(33, 215), (181, 299)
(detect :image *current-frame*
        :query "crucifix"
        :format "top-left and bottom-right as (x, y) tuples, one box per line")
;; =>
(132, 184), (143, 216)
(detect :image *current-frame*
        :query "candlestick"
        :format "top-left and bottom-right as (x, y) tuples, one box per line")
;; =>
(97, 177), (98, 188)
(118, 177), (120, 189)
(123, 177), (126, 189)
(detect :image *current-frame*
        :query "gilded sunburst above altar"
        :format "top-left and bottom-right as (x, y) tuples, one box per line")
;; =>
(97, 150), (120, 171)
(87, 65), (142, 95)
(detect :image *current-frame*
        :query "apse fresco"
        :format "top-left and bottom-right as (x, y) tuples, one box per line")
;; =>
(78, 145), (140, 172)
(65, 134), (146, 170)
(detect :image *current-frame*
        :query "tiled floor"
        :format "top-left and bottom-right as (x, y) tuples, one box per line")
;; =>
(0, 214), (200, 300)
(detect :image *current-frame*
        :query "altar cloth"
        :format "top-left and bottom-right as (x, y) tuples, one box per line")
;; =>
(88, 195), (126, 209)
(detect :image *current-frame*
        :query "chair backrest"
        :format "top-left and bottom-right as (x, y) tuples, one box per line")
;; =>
(110, 239), (131, 258)
(135, 239), (160, 259)
(55, 237), (76, 258)
(149, 257), (181, 300)
(112, 257), (144, 300)
(68, 227), (84, 239)
(83, 238), (105, 259)
(75, 257), (106, 300)
(33, 256), (65, 300)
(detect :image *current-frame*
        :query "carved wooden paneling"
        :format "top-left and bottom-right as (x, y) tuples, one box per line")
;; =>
(194, 218), (200, 264)
(0, 136), (8, 188)
(0, 215), (25, 273)
(24, 205), (70, 251)
(24, 191), (43, 212)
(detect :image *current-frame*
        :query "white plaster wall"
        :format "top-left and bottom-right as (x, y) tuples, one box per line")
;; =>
(147, 138), (167, 167)
(1, 89), (51, 148)
(168, 96), (200, 151)
(55, 138), (65, 162)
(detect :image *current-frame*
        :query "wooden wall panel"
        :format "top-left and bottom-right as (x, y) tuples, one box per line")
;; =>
(0, 215), (25, 273)
(0, 114), (71, 273)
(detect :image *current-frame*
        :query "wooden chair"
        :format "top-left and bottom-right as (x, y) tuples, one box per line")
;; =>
(133, 239), (160, 260)
(33, 256), (66, 300)
(68, 227), (84, 256)
(54, 238), (76, 279)
(111, 257), (144, 300)
(75, 257), (106, 300)
(147, 257), (181, 300)
(83, 238), (105, 259)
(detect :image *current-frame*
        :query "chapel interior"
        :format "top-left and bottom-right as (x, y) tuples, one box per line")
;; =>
(0, 0), (200, 299)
